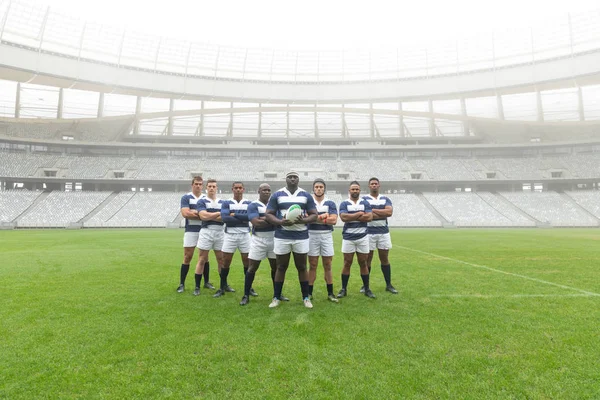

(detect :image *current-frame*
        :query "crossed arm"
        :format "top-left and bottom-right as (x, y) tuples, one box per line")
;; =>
(181, 207), (200, 219)
(340, 211), (373, 223)
(371, 206), (393, 219)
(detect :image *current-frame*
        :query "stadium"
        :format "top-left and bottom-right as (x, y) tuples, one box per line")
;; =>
(1, 0), (600, 398)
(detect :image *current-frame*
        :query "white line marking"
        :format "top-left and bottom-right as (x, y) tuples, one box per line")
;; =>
(430, 294), (595, 298)
(398, 245), (600, 297)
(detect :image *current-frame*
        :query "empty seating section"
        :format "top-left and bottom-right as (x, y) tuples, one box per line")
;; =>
(54, 156), (129, 179)
(77, 118), (135, 142)
(424, 192), (513, 227)
(0, 152), (60, 177)
(499, 191), (598, 227)
(478, 158), (546, 179)
(135, 158), (195, 180)
(460, 159), (488, 179)
(0, 121), (60, 140)
(18, 191), (111, 227)
(0, 190), (42, 222)
(560, 155), (600, 178)
(1, 151), (600, 181)
(102, 192), (181, 227)
(411, 160), (478, 181)
(206, 159), (262, 181)
(386, 194), (442, 227)
(84, 192), (135, 227)
(4, 190), (599, 227)
(0, 118), (134, 142)
(476, 192), (536, 226)
(565, 191), (600, 219)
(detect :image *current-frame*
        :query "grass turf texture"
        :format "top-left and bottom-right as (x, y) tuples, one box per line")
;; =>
(1, 229), (599, 399)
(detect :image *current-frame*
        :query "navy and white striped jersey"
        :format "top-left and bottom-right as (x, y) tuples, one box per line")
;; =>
(267, 187), (316, 240)
(180, 192), (204, 233)
(308, 198), (337, 233)
(363, 194), (392, 234)
(197, 197), (224, 230)
(220, 198), (251, 234)
(339, 198), (372, 240)
(247, 200), (274, 237)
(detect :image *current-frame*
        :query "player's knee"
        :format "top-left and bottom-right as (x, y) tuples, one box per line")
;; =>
(277, 264), (289, 272)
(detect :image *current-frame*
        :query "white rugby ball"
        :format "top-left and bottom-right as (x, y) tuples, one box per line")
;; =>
(286, 204), (302, 221)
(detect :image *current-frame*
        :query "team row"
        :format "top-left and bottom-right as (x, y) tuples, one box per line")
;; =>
(176, 173), (397, 308)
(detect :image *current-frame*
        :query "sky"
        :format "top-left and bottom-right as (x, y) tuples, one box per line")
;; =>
(36, 0), (600, 51)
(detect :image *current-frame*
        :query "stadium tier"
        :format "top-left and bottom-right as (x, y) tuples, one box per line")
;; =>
(2, 190), (599, 228)
(2, 150), (600, 182)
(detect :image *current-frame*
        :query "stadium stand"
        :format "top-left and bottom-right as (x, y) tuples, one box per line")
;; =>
(560, 155), (600, 179)
(99, 192), (181, 227)
(0, 152), (60, 178)
(3, 151), (600, 182)
(424, 192), (514, 227)
(410, 160), (478, 181)
(18, 191), (112, 227)
(0, 118), (135, 142)
(54, 156), (129, 179)
(386, 194), (443, 227)
(3, 189), (600, 228)
(134, 158), (196, 181)
(564, 191), (600, 219)
(0, 190), (43, 223)
(84, 192), (135, 227)
(476, 192), (537, 227)
(499, 191), (599, 227)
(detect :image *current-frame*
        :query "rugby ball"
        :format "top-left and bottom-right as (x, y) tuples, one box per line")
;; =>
(286, 204), (302, 221)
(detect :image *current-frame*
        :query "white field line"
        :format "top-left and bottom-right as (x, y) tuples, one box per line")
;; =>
(398, 245), (600, 297)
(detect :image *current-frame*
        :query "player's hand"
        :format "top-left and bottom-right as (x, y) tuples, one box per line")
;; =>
(294, 215), (305, 224)
(281, 218), (294, 226)
(318, 213), (329, 223)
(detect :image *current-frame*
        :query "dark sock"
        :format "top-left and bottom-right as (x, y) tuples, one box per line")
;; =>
(327, 283), (334, 296)
(270, 269), (276, 282)
(194, 273), (202, 289)
(300, 281), (309, 298)
(203, 262), (210, 284)
(244, 267), (248, 277)
(244, 271), (256, 296)
(360, 274), (370, 290)
(381, 264), (392, 286)
(341, 273), (350, 290)
(274, 281), (284, 299)
(220, 268), (230, 290)
(308, 285), (314, 296)
(180, 264), (190, 285)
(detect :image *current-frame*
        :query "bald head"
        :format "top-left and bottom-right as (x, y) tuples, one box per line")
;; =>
(258, 183), (272, 203)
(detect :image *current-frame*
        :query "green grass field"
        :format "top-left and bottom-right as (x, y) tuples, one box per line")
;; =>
(1, 228), (599, 399)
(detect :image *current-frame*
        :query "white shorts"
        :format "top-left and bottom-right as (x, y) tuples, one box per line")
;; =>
(369, 233), (392, 251)
(273, 237), (310, 255)
(221, 232), (251, 254)
(183, 231), (200, 248)
(248, 235), (275, 261)
(342, 236), (370, 254)
(308, 233), (335, 257)
(197, 228), (224, 251)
